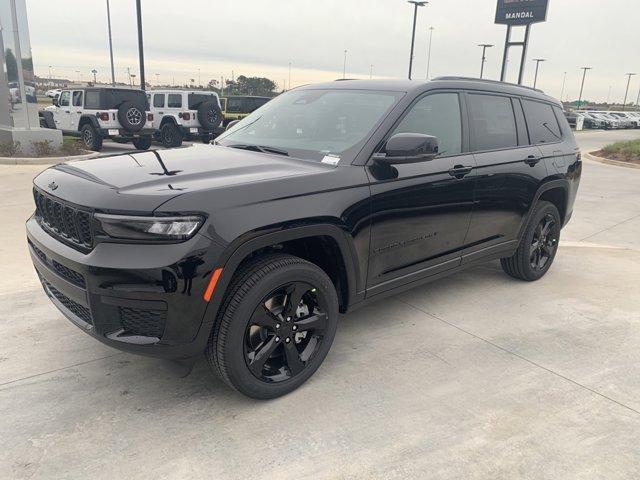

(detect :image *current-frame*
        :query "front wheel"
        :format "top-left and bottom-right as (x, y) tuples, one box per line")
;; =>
(501, 201), (561, 281)
(206, 254), (339, 399)
(132, 135), (152, 150)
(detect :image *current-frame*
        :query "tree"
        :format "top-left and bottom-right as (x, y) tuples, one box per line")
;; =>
(207, 79), (219, 89)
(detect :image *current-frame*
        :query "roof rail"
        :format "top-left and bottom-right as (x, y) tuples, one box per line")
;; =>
(432, 76), (544, 94)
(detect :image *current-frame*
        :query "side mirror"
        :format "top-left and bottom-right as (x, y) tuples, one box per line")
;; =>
(225, 119), (240, 131)
(52, 97), (59, 107)
(376, 133), (439, 164)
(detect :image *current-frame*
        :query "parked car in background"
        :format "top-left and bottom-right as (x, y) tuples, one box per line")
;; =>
(28, 78), (581, 399)
(147, 90), (224, 147)
(608, 111), (639, 128)
(221, 95), (271, 125)
(570, 111), (604, 129)
(45, 88), (62, 98)
(39, 87), (154, 151)
(579, 111), (616, 129)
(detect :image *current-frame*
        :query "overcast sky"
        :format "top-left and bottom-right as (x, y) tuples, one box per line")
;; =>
(24, 0), (640, 102)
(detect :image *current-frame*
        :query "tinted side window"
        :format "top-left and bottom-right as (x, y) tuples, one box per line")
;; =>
(85, 90), (101, 109)
(522, 99), (562, 144)
(72, 91), (83, 107)
(391, 93), (462, 156)
(153, 94), (165, 108)
(467, 94), (517, 151)
(227, 98), (243, 113)
(167, 94), (182, 108)
(58, 91), (70, 107)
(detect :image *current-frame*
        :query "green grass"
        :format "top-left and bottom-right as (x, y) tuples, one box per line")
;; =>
(597, 139), (640, 164)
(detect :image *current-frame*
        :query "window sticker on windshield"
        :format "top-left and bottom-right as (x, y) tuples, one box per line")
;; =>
(321, 155), (340, 166)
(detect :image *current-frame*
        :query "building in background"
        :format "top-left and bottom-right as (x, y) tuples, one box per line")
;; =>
(0, 0), (61, 154)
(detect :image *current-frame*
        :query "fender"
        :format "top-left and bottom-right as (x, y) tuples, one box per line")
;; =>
(78, 114), (100, 131)
(201, 223), (364, 332)
(160, 115), (179, 128)
(518, 178), (569, 241)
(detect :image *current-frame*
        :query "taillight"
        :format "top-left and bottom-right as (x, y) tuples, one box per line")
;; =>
(96, 112), (109, 121)
(179, 112), (191, 120)
(147, 113), (153, 121)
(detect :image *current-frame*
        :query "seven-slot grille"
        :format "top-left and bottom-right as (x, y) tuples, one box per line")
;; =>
(33, 188), (93, 249)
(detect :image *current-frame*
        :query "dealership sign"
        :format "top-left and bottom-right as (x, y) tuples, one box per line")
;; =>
(495, 0), (549, 25)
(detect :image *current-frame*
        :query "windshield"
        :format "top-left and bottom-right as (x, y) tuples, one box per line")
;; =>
(216, 89), (403, 162)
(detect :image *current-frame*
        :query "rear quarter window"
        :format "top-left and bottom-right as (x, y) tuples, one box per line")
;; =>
(522, 99), (562, 144)
(105, 90), (150, 110)
(84, 90), (101, 109)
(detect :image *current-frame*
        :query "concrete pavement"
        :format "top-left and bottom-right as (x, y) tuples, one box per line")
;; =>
(1, 130), (639, 479)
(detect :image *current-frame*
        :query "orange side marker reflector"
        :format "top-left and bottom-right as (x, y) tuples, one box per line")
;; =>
(203, 268), (223, 302)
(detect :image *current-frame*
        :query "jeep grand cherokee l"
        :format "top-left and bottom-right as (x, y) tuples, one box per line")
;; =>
(27, 78), (581, 399)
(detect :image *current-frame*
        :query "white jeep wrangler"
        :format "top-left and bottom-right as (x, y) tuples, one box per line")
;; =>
(147, 90), (224, 147)
(40, 87), (154, 151)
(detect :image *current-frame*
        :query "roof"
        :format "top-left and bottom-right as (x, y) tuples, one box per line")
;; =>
(297, 77), (559, 104)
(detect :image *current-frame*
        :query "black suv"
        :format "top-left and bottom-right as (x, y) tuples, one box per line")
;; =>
(27, 78), (581, 399)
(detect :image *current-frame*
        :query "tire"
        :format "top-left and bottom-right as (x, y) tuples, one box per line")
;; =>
(206, 254), (339, 399)
(80, 123), (103, 151)
(117, 101), (146, 132)
(501, 201), (561, 281)
(197, 101), (223, 130)
(132, 135), (152, 150)
(160, 122), (183, 148)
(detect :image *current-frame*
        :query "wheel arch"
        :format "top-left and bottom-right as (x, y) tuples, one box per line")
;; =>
(204, 224), (363, 325)
(78, 115), (99, 131)
(160, 115), (179, 128)
(519, 179), (569, 240)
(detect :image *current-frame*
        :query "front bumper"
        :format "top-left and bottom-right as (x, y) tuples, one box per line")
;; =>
(26, 215), (224, 360)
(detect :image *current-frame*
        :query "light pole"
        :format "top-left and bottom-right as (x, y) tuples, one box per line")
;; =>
(478, 44), (493, 79)
(560, 71), (567, 101)
(135, 0), (146, 90)
(198, 68), (201, 87)
(288, 62), (291, 90)
(48, 65), (52, 83)
(426, 27), (434, 79)
(155, 73), (160, 85)
(91, 69), (97, 83)
(370, 64), (373, 79)
(622, 73), (636, 111)
(532, 58), (545, 88)
(106, 0), (115, 85)
(130, 73), (136, 86)
(342, 50), (347, 79)
(407, 1), (427, 80)
(577, 67), (592, 110)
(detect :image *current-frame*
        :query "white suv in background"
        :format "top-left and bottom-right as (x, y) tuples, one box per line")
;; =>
(40, 87), (155, 151)
(147, 90), (224, 147)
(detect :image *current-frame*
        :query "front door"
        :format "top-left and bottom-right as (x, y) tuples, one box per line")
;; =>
(54, 90), (71, 130)
(366, 91), (476, 295)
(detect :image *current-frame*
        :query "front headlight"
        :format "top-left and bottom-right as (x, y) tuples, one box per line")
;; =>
(96, 214), (204, 242)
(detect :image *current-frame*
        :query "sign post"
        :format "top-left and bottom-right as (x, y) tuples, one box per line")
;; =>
(495, 0), (549, 84)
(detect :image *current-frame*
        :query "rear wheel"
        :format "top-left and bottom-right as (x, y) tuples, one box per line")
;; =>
(132, 135), (152, 150)
(160, 122), (182, 148)
(501, 201), (561, 281)
(80, 123), (102, 151)
(206, 254), (339, 399)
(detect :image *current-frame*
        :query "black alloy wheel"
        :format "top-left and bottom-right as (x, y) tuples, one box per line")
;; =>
(529, 214), (558, 271)
(500, 201), (561, 281)
(244, 282), (328, 383)
(206, 254), (339, 399)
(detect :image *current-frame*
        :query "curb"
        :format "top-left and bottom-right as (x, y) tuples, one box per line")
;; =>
(584, 152), (640, 170)
(0, 151), (100, 165)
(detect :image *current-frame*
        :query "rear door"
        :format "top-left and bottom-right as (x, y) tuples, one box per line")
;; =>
(366, 91), (476, 294)
(151, 93), (165, 129)
(462, 92), (547, 263)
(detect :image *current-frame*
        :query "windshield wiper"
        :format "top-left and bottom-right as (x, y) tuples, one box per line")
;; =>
(227, 144), (290, 157)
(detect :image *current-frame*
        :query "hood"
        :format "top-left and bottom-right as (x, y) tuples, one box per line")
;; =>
(33, 144), (333, 213)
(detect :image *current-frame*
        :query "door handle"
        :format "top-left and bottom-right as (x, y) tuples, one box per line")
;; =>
(64, 110), (70, 113)
(524, 154), (542, 166)
(448, 165), (473, 179)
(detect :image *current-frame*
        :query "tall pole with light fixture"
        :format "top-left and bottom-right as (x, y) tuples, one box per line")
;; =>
(426, 26), (434, 79)
(532, 58), (545, 88)
(342, 50), (347, 79)
(407, 1), (427, 80)
(577, 67), (592, 110)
